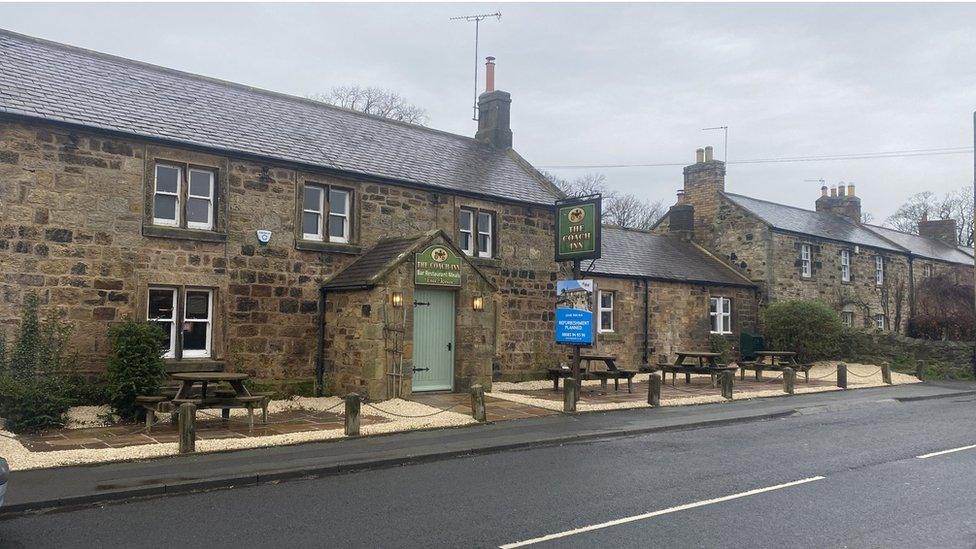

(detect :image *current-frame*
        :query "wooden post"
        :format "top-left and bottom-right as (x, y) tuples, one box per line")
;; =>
(915, 360), (925, 380)
(783, 367), (795, 395)
(563, 377), (578, 413)
(470, 384), (486, 422)
(881, 362), (892, 385)
(837, 363), (848, 389)
(721, 370), (733, 400)
(344, 393), (361, 436)
(178, 402), (196, 454)
(647, 373), (661, 406)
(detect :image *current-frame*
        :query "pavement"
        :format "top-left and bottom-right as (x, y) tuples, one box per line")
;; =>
(1, 381), (974, 522)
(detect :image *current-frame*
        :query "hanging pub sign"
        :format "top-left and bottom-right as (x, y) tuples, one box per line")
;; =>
(554, 195), (602, 262)
(555, 279), (594, 345)
(415, 244), (462, 286)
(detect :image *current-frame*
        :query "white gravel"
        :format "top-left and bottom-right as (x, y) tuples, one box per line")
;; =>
(1, 396), (475, 471)
(65, 405), (113, 429)
(489, 362), (920, 413)
(0, 363), (917, 471)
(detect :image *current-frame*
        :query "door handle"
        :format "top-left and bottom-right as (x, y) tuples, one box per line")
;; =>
(413, 367), (430, 372)
(446, 342), (452, 351)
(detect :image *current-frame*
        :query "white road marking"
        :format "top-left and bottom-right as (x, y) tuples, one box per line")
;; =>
(499, 476), (826, 548)
(916, 444), (976, 459)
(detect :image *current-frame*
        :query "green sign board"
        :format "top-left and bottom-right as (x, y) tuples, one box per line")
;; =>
(415, 244), (462, 286)
(555, 196), (602, 262)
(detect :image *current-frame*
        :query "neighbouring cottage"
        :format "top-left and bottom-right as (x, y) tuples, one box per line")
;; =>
(0, 30), (764, 398)
(654, 146), (975, 333)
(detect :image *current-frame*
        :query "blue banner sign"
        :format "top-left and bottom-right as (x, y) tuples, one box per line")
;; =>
(555, 279), (594, 345)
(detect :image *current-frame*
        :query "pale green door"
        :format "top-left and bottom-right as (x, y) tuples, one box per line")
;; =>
(412, 288), (455, 392)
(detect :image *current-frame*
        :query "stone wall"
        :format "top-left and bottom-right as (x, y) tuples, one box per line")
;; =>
(591, 276), (758, 367)
(0, 119), (558, 391)
(841, 331), (974, 380)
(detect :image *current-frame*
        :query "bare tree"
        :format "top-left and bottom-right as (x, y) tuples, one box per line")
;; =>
(884, 187), (974, 246)
(308, 85), (429, 125)
(860, 211), (875, 224)
(603, 193), (666, 231)
(541, 172), (665, 231)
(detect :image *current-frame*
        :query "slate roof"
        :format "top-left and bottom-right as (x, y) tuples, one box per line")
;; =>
(0, 29), (560, 206)
(323, 236), (422, 290)
(323, 230), (494, 291)
(589, 226), (754, 287)
(723, 193), (903, 252)
(864, 225), (974, 265)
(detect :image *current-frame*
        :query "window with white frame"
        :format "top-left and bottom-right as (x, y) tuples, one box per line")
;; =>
(840, 250), (851, 282)
(875, 255), (884, 285)
(800, 244), (812, 278)
(709, 296), (732, 334)
(458, 209), (474, 255)
(302, 184), (352, 243)
(152, 163), (217, 230)
(923, 264), (933, 277)
(458, 208), (495, 258)
(148, 287), (177, 358)
(874, 313), (885, 330)
(153, 164), (181, 227)
(147, 287), (213, 359)
(477, 211), (493, 258)
(186, 169), (214, 230)
(182, 289), (213, 358)
(328, 188), (350, 243)
(598, 290), (614, 333)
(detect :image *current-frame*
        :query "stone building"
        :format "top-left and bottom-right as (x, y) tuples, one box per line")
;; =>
(655, 146), (974, 333)
(0, 30), (766, 397)
(586, 226), (758, 368)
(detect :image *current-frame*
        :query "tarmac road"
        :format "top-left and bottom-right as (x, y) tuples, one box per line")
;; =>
(2, 391), (976, 548)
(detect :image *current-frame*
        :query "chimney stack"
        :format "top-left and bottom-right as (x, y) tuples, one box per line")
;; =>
(919, 215), (958, 245)
(474, 56), (512, 149)
(816, 181), (862, 223)
(667, 204), (695, 240)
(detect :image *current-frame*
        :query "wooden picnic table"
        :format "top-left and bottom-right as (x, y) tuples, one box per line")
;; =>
(656, 351), (736, 387)
(171, 372), (252, 400)
(547, 353), (637, 393)
(738, 351), (812, 382)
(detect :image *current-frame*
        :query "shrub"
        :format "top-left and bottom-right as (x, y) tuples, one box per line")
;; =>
(106, 321), (166, 420)
(0, 292), (75, 433)
(0, 375), (72, 432)
(908, 275), (974, 341)
(762, 300), (843, 363)
(708, 334), (732, 364)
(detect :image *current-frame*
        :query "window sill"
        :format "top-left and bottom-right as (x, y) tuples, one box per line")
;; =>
(296, 240), (362, 255)
(163, 358), (224, 374)
(143, 225), (227, 243)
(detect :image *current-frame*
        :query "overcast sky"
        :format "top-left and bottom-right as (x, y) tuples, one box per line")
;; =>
(2, 3), (974, 221)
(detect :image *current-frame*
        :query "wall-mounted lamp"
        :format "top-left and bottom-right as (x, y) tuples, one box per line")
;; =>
(472, 295), (485, 311)
(391, 291), (404, 308)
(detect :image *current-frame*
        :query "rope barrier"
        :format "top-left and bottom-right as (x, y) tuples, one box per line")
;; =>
(363, 401), (467, 418)
(845, 368), (883, 378)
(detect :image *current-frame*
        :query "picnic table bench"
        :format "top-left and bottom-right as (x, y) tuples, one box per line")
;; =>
(737, 351), (813, 382)
(547, 353), (637, 393)
(652, 351), (737, 387)
(137, 371), (272, 431)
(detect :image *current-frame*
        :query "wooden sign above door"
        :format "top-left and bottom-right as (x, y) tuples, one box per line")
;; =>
(415, 245), (462, 286)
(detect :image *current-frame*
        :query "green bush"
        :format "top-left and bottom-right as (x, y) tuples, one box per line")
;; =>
(708, 334), (732, 364)
(106, 321), (166, 420)
(0, 375), (72, 433)
(762, 300), (843, 363)
(0, 292), (75, 433)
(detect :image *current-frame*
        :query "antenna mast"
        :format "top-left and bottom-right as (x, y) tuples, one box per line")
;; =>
(702, 125), (729, 163)
(451, 11), (501, 121)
